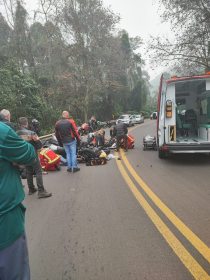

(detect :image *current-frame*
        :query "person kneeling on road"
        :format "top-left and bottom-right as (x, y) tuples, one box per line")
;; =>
(17, 117), (52, 199)
(113, 120), (128, 152)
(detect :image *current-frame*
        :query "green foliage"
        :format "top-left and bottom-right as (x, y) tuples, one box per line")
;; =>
(143, 94), (158, 118)
(0, 14), (11, 56)
(0, 1), (152, 134)
(0, 59), (48, 129)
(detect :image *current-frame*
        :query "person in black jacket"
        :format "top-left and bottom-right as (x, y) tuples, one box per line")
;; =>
(88, 115), (98, 132)
(113, 121), (128, 151)
(17, 117), (52, 199)
(31, 118), (41, 136)
(55, 111), (80, 172)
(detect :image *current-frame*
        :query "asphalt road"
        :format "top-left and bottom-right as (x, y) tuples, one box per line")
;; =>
(24, 120), (210, 280)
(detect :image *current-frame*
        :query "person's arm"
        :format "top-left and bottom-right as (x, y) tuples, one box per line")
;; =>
(31, 132), (42, 150)
(70, 119), (80, 141)
(1, 127), (36, 165)
(55, 122), (63, 147)
(17, 129), (42, 150)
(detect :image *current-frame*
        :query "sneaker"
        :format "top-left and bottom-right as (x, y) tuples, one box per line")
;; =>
(67, 168), (72, 172)
(72, 167), (80, 173)
(38, 190), (52, 199)
(28, 188), (37, 195)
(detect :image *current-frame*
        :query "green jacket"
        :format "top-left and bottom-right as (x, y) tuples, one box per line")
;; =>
(0, 122), (36, 250)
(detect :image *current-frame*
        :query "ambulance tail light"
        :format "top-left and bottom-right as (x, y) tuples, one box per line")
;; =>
(166, 100), (172, 118)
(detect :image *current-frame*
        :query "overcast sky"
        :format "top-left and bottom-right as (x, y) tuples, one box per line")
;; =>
(103, 0), (168, 39)
(24, 0), (170, 80)
(102, 0), (171, 79)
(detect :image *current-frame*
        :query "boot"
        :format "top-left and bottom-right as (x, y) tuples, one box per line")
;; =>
(72, 167), (80, 173)
(28, 187), (37, 195)
(38, 190), (52, 199)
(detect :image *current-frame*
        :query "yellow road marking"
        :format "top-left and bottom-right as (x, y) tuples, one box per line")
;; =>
(120, 150), (210, 264)
(116, 156), (210, 280)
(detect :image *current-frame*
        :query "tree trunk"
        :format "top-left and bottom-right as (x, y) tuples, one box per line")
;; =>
(84, 87), (89, 122)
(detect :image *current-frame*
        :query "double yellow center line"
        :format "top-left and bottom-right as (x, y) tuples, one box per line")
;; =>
(116, 149), (210, 280)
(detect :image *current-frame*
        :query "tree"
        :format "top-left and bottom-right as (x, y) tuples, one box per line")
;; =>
(0, 13), (12, 56)
(12, 1), (35, 73)
(0, 0), (18, 28)
(118, 31), (148, 112)
(0, 0), (151, 130)
(58, 0), (121, 120)
(148, 0), (210, 74)
(0, 59), (40, 119)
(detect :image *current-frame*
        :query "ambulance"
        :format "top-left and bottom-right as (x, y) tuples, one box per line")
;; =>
(157, 73), (210, 158)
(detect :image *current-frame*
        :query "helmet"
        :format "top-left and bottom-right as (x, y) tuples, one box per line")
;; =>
(31, 118), (40, 135)
(32, 119), (39, 124)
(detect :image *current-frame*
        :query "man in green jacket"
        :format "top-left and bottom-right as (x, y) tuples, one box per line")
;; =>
(0, 121), (36, 279)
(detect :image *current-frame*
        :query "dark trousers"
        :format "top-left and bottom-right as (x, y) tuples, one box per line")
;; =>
(0, 233), (30, 280)
(116, 135), (127, 151)
(95, 135), (105, 147)
(26, 157), (44, 192)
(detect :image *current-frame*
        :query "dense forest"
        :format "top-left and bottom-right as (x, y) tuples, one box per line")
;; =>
(0, 0), (151, 132)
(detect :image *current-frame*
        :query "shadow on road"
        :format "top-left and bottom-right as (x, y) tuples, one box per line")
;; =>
(166, 154), (210, 166)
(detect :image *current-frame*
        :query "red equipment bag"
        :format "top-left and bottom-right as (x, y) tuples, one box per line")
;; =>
(119, 134), (135, 149)
(127, 134), (135, 149)
(39, 147), (61, 171)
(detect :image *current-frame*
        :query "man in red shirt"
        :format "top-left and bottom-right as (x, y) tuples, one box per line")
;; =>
(55, 111), (80, 172)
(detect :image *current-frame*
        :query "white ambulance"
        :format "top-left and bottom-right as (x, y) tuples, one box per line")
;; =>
(157, 73), (210, 158)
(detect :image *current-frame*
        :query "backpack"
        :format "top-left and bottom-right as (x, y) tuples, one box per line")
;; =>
(39, 148), (61, 171)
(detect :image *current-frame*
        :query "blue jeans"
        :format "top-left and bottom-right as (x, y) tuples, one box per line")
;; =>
(0, 233), (30, 280)
(63, 140), (78, 170)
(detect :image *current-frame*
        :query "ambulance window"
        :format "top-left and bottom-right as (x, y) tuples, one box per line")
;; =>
(176, 99), (186, 114)
(175, 80), (206, 96)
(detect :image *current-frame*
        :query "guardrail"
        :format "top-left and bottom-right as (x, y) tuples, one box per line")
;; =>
(38, 120), (116, 140)
(39, 133), (54, 140)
